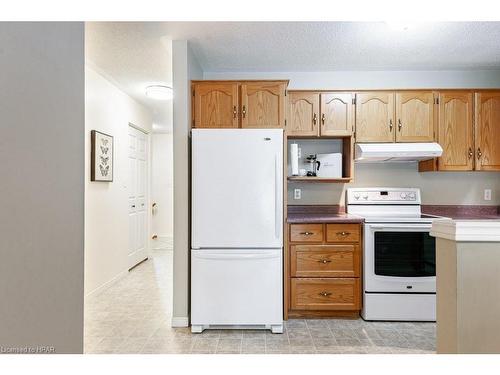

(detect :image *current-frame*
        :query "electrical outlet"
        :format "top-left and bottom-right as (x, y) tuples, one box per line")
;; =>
(294, 188), (301, 200)
(484, 189), (492, 201)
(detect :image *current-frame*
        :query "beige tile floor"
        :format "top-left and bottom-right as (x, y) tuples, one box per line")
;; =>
(84, 248), (436, 354)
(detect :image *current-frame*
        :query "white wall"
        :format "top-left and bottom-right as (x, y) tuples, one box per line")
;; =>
(151, 133), (174, 242)
(206, 70), (500, 206)
(172, 40), (203, 326)
(85, 66), (152, 297)
(0, 22), (84, 353)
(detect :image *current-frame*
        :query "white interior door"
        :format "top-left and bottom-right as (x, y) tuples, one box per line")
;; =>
(128, 125), (149, 269)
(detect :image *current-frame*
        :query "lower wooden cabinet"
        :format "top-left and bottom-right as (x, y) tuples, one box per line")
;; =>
(287, 222), (362, 318)
(291, 278), (360, 311)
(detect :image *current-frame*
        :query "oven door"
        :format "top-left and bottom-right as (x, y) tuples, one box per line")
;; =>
(364, 223), (436, 293)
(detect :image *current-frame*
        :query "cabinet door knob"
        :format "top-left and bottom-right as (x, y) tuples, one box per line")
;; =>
(319, 291), (332, 297)
(318, 259), (332, 264)
(389, 119), (393, 131)
(321, 113), (326, 125)
(242, 105), (246, 118)
(477, 148), (482, 159)
(300, 231), (314, 236)
(233, 105), (237, 119)
(336, 231), (350, 236)
(398, 119), (402, 131)
(313, 113), (317, 125)
(468, 147), (473, 159)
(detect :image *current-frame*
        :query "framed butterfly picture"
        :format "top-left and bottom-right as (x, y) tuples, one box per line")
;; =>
(91, 130), (114, 182)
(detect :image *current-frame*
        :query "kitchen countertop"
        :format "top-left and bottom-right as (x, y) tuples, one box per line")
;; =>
(287, 205), (365, 224)
(422, 205), (500, 220)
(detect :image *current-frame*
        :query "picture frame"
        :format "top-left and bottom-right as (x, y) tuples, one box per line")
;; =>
(91, 130), (114, 182)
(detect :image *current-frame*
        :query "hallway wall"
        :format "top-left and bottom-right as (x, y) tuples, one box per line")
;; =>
(84, 66), (152, 297)
(0, 22), (85, 353)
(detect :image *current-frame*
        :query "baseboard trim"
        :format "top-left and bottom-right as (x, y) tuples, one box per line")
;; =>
(171, 316), (189, 328)
(84, 269), (128, 300)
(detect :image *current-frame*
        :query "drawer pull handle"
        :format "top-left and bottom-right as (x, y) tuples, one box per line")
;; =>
(300, 232), (314, 236)
(319, 291), (332, 297)
(337, 231), (350, 236)
(318, 259), (331, 264)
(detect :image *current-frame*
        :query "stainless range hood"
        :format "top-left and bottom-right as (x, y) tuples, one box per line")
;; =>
(355, 143), (443, 163)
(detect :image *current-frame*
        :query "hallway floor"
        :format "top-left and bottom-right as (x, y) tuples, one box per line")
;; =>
(84, 249), (436, 354)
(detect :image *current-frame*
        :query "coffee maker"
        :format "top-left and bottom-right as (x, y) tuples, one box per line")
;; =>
(305, 154), (321, 176)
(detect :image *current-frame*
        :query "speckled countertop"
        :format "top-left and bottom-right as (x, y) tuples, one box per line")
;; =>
(287, 205), (365, 224)
(422, 205), (500, 220)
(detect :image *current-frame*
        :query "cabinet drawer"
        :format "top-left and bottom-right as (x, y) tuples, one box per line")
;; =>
(326, 224), (360, 243)
(291, 245), (360, 278)
(289, 224), (323, 243)
(291, 278), (360, 311)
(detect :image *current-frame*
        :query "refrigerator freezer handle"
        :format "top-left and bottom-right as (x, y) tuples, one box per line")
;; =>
(275, 153), (282, 240)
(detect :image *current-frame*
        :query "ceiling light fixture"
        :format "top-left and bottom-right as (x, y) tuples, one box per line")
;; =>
(145, 85), (173, 100)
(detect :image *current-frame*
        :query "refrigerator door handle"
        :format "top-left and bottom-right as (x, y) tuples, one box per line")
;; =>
(275, 153), (282, 240)
(192, 253), (281, 260)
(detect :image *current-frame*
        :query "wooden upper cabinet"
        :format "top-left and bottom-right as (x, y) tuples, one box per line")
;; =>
(193, 82), (239, 128)
(288, 92), (320, 136)
(240, 82), (286, 128)
(320, 93), (354, 136)
(395, 92), (435, 142)
(438, 91), (474, 171)
(475, 92), (500, 171)
(355, 92), (395, 142)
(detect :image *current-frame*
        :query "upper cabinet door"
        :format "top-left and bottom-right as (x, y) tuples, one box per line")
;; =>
(438, 92), (474, 171)
(320, 93), (354, 137)
(355, 92), (395, 142)
(288, 92), (320, 136)
(475, 92), (500, 171)
(395, 92), (435, 142)
(193, 83), (239, 128)
(241, 82), (286, 128)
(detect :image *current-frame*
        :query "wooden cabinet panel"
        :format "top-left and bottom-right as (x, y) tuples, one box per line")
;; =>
(326, 224), (360, 243)
(475, 92), (500, 171)
(241, 82), (286, 128)
(289, 224), (323, 243)
(193, 83), (239, 128)
(320, 93), (354, 136)
(288, 92), (319, 136)
(395, 91), (435, 142)
(355, 92), (395, 142)
(291, 245), (360, 278)
(438, 92), (474, 171)
(291, 278), (360, 311)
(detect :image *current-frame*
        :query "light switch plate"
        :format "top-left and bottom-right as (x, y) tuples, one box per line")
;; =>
(484, 189), (492, 201)
(294, 188), (301, 200)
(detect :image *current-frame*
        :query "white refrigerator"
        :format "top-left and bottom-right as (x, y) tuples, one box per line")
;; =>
(191, 129), (284, 334)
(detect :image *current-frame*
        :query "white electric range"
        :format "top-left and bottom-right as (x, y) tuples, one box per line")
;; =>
(347, 187), (444, 322)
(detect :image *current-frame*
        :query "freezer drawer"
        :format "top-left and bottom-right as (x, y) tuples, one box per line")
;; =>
(191, 249), (283, 327)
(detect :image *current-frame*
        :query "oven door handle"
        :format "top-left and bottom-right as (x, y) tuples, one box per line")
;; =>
(368, 224), (432, 229)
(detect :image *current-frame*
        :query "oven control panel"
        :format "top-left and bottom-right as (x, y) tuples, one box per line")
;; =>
(346, 188), (421, 204)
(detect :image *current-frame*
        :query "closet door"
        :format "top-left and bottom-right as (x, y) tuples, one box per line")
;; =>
(128, 126), (149, 269)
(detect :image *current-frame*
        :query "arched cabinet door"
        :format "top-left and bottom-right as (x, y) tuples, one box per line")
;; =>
(355, 92), (395, 143)
(475, 92), (500, 171)
(241, 82), (286, 129)
(320, 93), (354, 137)
(438, 91), (474, 171)
(193, 82), (239, 128)
(395, 91), (436, 142)
(288, 92), (320, 136)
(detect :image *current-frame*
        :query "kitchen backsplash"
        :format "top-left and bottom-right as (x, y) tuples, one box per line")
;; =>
(287, 162), (500, 205)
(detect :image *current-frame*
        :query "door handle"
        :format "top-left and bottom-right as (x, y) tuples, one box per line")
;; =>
(321, 113), (326, 125)
(233, 105), (237, 119)
(468, 147), (473, 159)
(336, 231), (350, 236)
(300, 232), (314, 236)
(389, 119), (393, 131)
(242, 105), (246, 118)
(398, 119), (402, 131)
(318, 259), (332, 264)
(477, 147), (482, 159)
(313, 113), (317, 125)
(319, 291), (332, 297)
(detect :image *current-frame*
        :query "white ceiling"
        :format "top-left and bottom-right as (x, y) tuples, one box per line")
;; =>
(85, 22), (173, 133)
(163, 22), (500, 71)
(85, 22), (500, 132)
